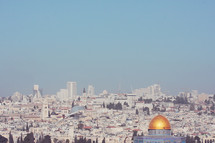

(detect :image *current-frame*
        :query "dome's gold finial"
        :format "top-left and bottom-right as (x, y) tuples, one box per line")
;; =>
(149, 115), (171, 130)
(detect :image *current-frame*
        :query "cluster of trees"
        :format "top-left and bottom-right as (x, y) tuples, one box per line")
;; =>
(106, 102), (122, 110)
(173, 96), (189, 104)
(152, 104), (166, 112)
(53, 138), (69, 143)
(74, 137), (91, 143)
(210, 104), (215, 110)
(0, 134), (8, 143)
(1, 129), (202, 143)
(22, 123), (31, 132)
(143, 107), (150, 115)
(197, 105), (203, 111)
(192, 103), (215, 115)
(123, 102), (129, 107)
(74, 136), (105, 143)
(102, 102), (105, 108)
(205, 100), (215, 109)
(138, 97), (152, 103)
(186, 135), (201, 143)
(152, 104), (160, 112)
(7, 132), (52, 143)
(37, 135), (52, 143)
(204, 99), (215, 105)
(163, 97), (172, 102)
(136, 109), (139, 115)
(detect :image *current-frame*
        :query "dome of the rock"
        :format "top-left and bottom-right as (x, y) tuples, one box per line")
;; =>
(148, 115), (171, 130)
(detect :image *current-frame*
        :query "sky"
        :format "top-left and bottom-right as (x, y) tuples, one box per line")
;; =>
(0, 1), (215, 96)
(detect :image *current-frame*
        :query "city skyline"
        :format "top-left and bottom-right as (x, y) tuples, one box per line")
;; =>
(1, 78), (215, 143)
(1, 1), (215, 97)
(1, 82), (213, 98)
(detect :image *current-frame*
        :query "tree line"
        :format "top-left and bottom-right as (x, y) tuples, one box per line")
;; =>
(6, 132), (51, 143)
(74, 136), (105, 143)
(105, 102), (123, 110)
(1, 132), (106, 143)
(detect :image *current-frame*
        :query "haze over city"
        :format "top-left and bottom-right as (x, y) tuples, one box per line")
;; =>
(1, 1), (215, 97)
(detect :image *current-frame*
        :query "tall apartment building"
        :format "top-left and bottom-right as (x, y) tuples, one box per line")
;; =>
(57, 89), (68, 100)
(67, 82), (77, 100)
(87, 85), (95, 97)
(33, 84), (42, 98)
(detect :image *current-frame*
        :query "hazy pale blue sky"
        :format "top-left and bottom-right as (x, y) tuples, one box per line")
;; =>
(0, 1), (215, 96)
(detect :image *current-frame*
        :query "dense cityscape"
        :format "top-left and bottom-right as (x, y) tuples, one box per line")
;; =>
(0, 82), (215, 143)
(1, 1), (215, 142)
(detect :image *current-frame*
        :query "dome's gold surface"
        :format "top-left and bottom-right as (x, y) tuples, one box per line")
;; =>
(149, 115), (171, 130)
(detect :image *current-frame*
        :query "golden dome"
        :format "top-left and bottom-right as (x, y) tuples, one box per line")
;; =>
(149, 115), (171, 130)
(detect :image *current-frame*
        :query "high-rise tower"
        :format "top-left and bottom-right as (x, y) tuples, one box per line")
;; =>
(87, 85), (95, 97)
(83, 88), (87, 97)
(67, 82), (77, 100)
(33, 85), (42, 102)
(33, 85), (42, 98)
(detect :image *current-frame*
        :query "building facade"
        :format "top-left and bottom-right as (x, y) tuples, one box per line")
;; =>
(87, 85), (95, 97)
(67, 82), (77, 100)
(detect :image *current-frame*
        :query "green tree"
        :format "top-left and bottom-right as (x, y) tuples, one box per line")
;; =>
(115, 102), (122, 110)
(83, 137), (86, 143)
(26, 123), (29, 132)
(124, 102), (129, 107)
(197, 105), (203, 111)
(23, 132), (35, 143)
(17, 137), (20, 143)
(194, 136), (201, 143)
(66, 139), (69, 143)
(53, 138), (58, 143)
(186, 135), (191, 143)
(9, 132), (14, 143)
(136, 109), (139, 115)
(0, 135), (8, 143)
(20, 133), (23, 143)
(48, 111), (51, 118)
(102, 138), (105, 143)
(74, 136), (78, 143)
(72, 101), (75, 107)
(37, 135), (42, 143)
(41, 135), (51, 143)
(132, 131), (137, 141)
